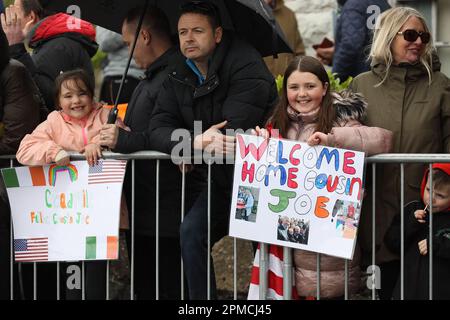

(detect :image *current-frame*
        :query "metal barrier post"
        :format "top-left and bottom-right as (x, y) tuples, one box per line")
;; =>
(344, 259), (348, 300)
(181, 163), (186, 300)
(9, 159), (14, 300)
(400, 163), (404, 300)
(316, 253), (321, 300)
(207, 159), (212, 300)
(33, 263), (37, 300)
(131, 159), (135, 300)
(283, 247), (292, 300)
(156, 160), (160, 300)
(233, 238), (237, 300)
(372, 163), (376, 300)
(258, 242), (268, 299)
(106, 261), (110, 300)
(57, 262), (60, 300)
(82, 261), (85, 300)
(429, 164), (433, 300)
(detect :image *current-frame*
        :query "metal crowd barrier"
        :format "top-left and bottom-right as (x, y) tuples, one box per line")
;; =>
(1, 152), (450, 300)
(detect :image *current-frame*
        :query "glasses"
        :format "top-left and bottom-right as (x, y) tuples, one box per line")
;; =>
(397, 29), (431, 44)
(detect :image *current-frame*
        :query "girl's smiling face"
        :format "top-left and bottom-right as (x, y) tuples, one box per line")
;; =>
(58, 79), (94, 119)
(286, 70), (327, 114)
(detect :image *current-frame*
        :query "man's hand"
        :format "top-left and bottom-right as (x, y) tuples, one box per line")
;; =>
(0, 5), (31, 45)
(100, 124), (120, 149)
(414, 208), (428, 223)
(418, 239), (428, 255)
(307, 132), (328, 146)
(315, 46), (334, 66)
(82, 143), (102, 166)
(193, 120), (235, 155)
(100, 118), (130, 149)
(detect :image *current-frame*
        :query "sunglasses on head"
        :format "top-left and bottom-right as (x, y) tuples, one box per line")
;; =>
(397, 29), (431, 44)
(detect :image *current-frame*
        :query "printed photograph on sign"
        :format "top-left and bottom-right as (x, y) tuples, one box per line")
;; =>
(332, 200), (360, 239)
(235, 186), (259, 223)
(276, 215), (310, 245)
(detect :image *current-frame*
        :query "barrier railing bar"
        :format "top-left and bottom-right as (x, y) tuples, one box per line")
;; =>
(156, 159), (160, 300)
(181, 164), (186, 300)
(429, 163), (433, 300)
(400, 163), (404, 300)
(207, 160), (212, 300)
(131, 159), (135, 300)
(372, 163), (376, 300)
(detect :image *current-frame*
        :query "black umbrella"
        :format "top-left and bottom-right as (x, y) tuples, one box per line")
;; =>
(44, 0), (292, 57)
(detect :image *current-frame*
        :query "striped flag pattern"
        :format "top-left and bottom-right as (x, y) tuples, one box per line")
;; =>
(14, 237), (49, 262)
(85, 236), (118, 260)
(88, 160), (126, 185)
(1, 166), (46, 188)
(248, 244), (299, 300)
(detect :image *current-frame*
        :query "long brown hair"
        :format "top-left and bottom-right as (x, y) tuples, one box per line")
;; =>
(269, 56), (334, 137)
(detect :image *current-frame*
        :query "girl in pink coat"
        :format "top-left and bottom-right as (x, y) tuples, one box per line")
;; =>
(17, 69), (109, 166)
(252, 56), (393, 299)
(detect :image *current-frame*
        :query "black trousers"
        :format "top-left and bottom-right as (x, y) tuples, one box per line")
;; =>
(126, 233), (183, 300)
(378, 260), (400, 300)
(180, 187), (230, 300)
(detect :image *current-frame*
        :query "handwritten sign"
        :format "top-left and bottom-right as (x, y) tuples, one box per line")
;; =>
(229, 134), (365, 259)
(1, 160), (127, 262)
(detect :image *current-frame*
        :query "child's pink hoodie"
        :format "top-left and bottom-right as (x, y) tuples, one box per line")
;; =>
(17, 104), (109, 166)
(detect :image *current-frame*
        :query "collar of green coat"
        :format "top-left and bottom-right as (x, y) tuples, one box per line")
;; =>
(370, 52), (441, 82)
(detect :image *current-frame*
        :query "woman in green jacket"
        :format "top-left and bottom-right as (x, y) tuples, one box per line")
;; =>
(351, 6), (450, 299)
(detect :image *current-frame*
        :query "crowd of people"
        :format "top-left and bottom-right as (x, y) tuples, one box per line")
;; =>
(0, 0), (449, 301)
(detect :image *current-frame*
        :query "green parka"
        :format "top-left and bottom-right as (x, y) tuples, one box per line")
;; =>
(351, 56), (450, 264)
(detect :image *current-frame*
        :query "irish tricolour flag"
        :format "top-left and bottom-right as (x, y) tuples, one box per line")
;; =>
(2, 166), (47, 188)
(85, 236), (118, 260)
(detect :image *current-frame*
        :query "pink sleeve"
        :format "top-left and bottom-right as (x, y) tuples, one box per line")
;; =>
(327, 120), (393, 156)
(16, 120), (62, 166)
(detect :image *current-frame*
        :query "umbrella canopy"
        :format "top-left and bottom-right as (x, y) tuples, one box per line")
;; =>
(43, 0), (293, 57)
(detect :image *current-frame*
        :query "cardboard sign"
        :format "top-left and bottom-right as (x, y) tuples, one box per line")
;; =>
(1, 160), (127, 262)
(229, 134), (365, 260)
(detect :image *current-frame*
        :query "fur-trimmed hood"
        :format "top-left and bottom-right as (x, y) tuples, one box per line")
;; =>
(331, 90), (367, 126)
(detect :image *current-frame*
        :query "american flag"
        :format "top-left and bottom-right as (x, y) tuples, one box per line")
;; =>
(88, 160), (126, 185)
(14, 237), (48, 262)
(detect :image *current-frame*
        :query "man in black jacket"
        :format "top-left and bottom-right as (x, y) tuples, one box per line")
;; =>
(100, 6), (187, 300)
(1, 0), (98, 110)
(149, 1), (278, 299)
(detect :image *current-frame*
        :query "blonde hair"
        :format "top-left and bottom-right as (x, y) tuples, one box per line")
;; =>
(370, 7), (434, 86)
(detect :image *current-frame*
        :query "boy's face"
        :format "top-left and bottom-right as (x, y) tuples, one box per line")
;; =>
(423, 180), (450, 213)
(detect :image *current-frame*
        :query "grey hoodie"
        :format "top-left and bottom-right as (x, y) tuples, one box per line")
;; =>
(96, 27), (144, 80)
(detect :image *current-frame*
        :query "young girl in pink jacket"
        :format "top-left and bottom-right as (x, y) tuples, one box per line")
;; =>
(252, 56), (393, 299)
(17, 69), (109, 166)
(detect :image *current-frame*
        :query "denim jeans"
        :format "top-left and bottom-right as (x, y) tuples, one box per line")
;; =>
(180, 186), (230, 300)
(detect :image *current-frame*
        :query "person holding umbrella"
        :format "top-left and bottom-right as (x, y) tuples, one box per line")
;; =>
(149, 0), (278, 300)
(99, 5), (189, 300)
